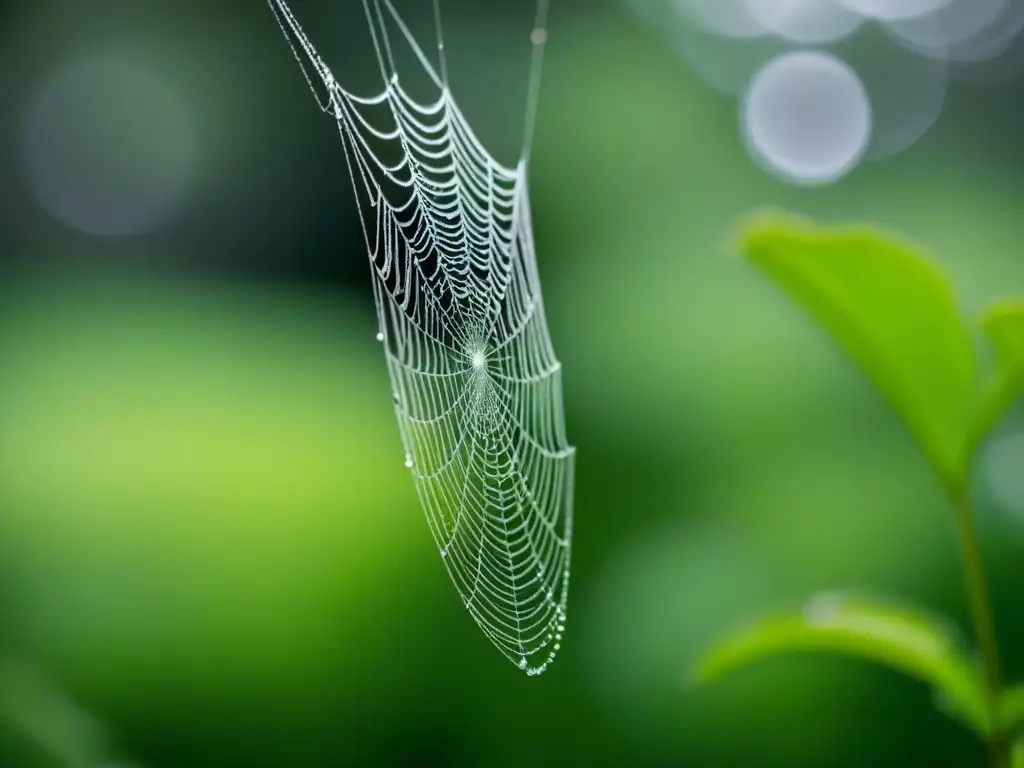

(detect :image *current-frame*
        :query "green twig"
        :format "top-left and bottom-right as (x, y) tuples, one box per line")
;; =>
(950, 484), (1008, 768)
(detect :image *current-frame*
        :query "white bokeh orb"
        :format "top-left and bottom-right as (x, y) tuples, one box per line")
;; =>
(838, 0), (954, 22)
(837, 24), (949, 161)
(743, 0), (864, 45)
(742, 50), (871, 185)
(888, 0), (1013, 60)
(22, 56), (196, 237)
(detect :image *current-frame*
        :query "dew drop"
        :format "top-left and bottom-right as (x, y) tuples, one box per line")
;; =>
(404, 453), (413, 468)
(519, 657), (528, 670)
(376, 331), (384, 341)
(553, 643), (560, 651)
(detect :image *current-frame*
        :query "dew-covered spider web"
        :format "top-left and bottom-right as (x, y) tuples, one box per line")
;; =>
(268, 0), (574, 675)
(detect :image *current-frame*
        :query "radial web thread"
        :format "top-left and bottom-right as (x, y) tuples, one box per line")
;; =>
(269, 0), (574, 675)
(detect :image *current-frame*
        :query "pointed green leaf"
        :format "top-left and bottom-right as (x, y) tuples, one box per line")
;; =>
(692, 593), (988, 735)
(738, 211), (978, 486)
(970, 301), (1024, 452)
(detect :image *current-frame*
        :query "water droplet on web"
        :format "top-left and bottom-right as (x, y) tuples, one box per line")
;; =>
(553, 643), (560, 651)
(404, 453), (413, 468)
(519, 657), (528, 670)
(376, 331), (384, 341)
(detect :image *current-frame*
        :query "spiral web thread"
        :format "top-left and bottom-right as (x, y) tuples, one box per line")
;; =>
(269, 0), (574, 675)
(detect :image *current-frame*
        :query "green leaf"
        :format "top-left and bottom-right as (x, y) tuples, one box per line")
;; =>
(692, 593), (988, 735)
(971, 301), (1024, 452)
(738, 210), (978, 487)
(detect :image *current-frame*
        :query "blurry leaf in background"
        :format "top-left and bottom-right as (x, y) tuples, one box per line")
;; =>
(998, 684), (1024, 744)
(693, 592), (989, 735)
(738, 210), (978, 485)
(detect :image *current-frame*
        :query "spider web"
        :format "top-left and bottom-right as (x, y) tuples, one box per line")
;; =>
(269, 0), (574, 675)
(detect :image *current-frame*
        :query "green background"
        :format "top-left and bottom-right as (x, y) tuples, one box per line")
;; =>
(0, 0), (1022, 765)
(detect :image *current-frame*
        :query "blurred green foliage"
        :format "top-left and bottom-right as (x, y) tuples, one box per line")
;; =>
(692, 213), (1024, 767)
(736, 211), (979, 485)
(977, 302), (1024, 450)
(694, 593), (988, 734)
(1, 1), (1024, 766)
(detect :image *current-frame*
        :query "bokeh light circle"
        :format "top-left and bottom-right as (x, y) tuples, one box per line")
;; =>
(22, 56), (196, 237)
(742, 50), (871, 184)
(838, 0), (953, 22)
(743, 0), (864, 45)
(837, 23), (950, 161)
(671, 13), (790, 95)
(950, 1), (1024, 83)
(887, 0), (1009, 57)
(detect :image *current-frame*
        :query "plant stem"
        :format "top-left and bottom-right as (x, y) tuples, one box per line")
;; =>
(951, 484), (1008, 768)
